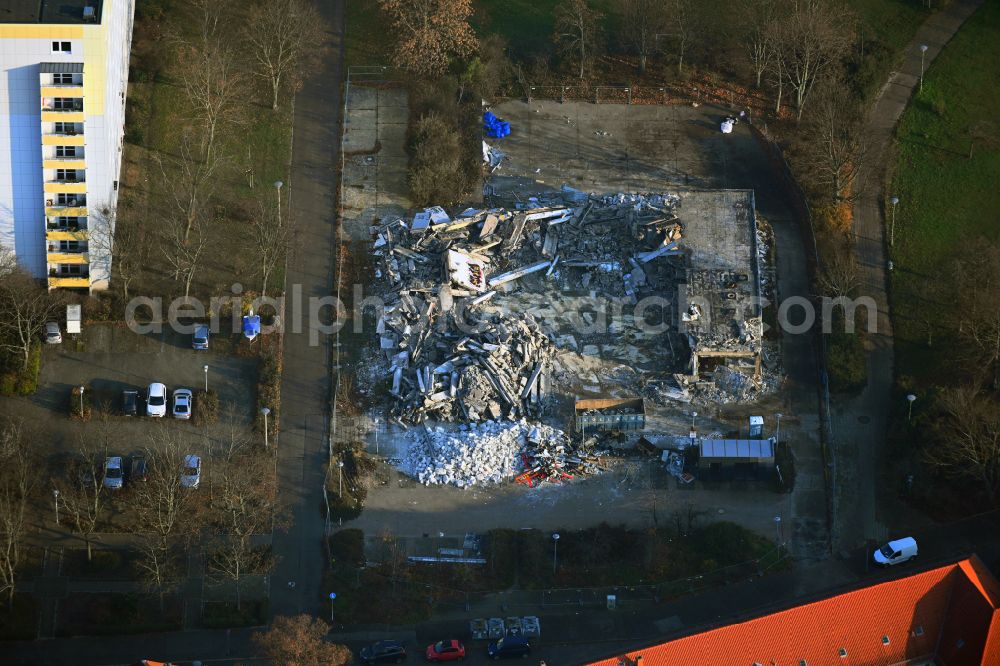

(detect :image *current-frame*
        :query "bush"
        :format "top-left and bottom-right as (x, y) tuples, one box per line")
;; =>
(813, 201), (853, 236)
(827, 329), (867, 393)
(70, 384), (93, 420)
(0, 344), (41, 396)
(195, 389), (220, 425)
(330, 529), (365, 568)
(255, 350), (281, 436)
(408, 112), (469, 206)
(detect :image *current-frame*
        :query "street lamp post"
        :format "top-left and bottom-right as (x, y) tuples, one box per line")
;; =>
(274, 181), (284, 227)
(53, 489), (60, 526)
(329, 591), (337, 622)
(552, 533), (560, 574)
(261, 407), (270, 449)
(775, 413), (783, 444)
(774, 516), (782, 542)
(338, 460), (345, 498)
(690, 410), (697, 431)
(890, 197), (900, 246)
(919, 44), (929, 92)
(203, 364), (209, 392)
(78, 385), (85, 416)
(373, 417), (380, 456)
(906, 394), (917, 423)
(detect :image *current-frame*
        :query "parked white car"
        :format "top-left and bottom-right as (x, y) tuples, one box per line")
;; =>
(45, 321), (62, 344)
(146, 382), (167, 417)
(181, 455), (201, 488)
(873, 536), (918, 567)
(103, 456), (124, 490)
(172, 388), (192, 420)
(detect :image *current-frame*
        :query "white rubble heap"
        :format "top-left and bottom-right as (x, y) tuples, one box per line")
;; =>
(400, 420), (568, 488)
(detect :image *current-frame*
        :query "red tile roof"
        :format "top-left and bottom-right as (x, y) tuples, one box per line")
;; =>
(590, 557), (1000, 666)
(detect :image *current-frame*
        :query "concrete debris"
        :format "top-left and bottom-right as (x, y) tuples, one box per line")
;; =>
(397, 420), (601, 488)
(372, 192), (688, 424)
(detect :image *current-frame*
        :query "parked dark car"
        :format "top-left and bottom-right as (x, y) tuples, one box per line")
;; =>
(192, 324), (210, 350)
(129, 456), (148, 484)
(123, 389), (138, 416)
(487, 636), (531, 660)
(359, 640), (407, 664)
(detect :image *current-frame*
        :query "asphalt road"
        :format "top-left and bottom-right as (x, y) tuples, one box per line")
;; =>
(268, 0), (345, 618)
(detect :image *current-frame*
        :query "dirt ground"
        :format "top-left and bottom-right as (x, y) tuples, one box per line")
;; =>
(340, 96), (826, 557)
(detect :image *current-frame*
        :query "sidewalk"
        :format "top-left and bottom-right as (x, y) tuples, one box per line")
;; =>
(833, 0), (984, 554)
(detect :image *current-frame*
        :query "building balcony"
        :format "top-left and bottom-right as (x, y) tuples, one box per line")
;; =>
(41, 111), (84, 122)
(45, 206), (87, 217)
(43, 158), (86, 169)
(48, 276), (90, 289)
(42, 134), (85, 145)
(40, 86), (85, 98)
(46, 229), (89, 242)
(46, 252), (89, 265)
(44, 181), (87, 194)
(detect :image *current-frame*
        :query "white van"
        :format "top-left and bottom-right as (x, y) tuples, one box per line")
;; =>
(873, 536), (918, 567)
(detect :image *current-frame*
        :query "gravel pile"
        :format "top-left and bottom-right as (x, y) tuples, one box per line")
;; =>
(399, 420), (566, 488)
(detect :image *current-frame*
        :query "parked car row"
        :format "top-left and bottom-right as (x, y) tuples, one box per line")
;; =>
(45, 322), (212, 349)
(97, 454), (200, 490)
(120, 383), (194, 419)
(359, 636), (532, 664)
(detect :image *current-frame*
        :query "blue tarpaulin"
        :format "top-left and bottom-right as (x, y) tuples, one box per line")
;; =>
(242, 314), (261, 341)
(483, 111), (510, 139)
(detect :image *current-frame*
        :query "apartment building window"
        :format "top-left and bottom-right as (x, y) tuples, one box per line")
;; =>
(53, 122), (79, 135)
(53, 73), (75, 84)
(56, 194), (83, 206)
(53, 98), (83, 111)
(51, 41), (72, 53)
(59, 241), (81, 252)
(55, 146), (78, 158)
(59, 265), (83, 276)
(56, 169), (80, 182)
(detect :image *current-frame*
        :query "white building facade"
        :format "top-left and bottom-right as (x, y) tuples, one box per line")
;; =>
(0, 0), (135, 291)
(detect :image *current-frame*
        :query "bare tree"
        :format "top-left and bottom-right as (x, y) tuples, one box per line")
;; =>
(774, 0), (853, 121)
(209, 454), (282, 610)
(925, 385), (1000, 504)
(248, 200), (293, 297)
(133, 429), (199, 609)
(174, 1), (245, 163)
(553, 0), (604, 80)
(253, 615), (352, 665)
(966, 120), (999, 160)
(0, 419), (33, 606)
(89, 206), (146, 301)
(379, 0), (478, 78)
(740, 0), (779, 88)
(156, 129), (221, 244)
(665, 0), (698, 76)
(243, 0), (328, 111)
(951, 243), (1000, 386)
(212, 402), (254, 462)
(817, 242), (858, 299)
(797, 79), (867, 201)
(0, 246), (16, 280)
(162, 219), (207, 299)
(0, 271), (62, 370)
(618, 0), (667, 75)
(55, 435), (107, 562)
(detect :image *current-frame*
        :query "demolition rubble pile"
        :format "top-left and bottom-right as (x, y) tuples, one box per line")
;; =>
(373, 194), (686, 424)
(400, 420), (604, 488)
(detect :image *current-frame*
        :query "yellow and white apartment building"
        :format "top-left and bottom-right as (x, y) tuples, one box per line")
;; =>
(0, 0), (134, 291)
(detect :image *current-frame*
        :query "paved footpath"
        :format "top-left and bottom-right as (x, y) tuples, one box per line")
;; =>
(268, 0), (345, 618)
(832, 0), (984, 555)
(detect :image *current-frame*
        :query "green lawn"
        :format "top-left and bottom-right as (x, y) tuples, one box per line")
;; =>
(891, 0), (1000, 383)
(473, 0), (619, 61)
